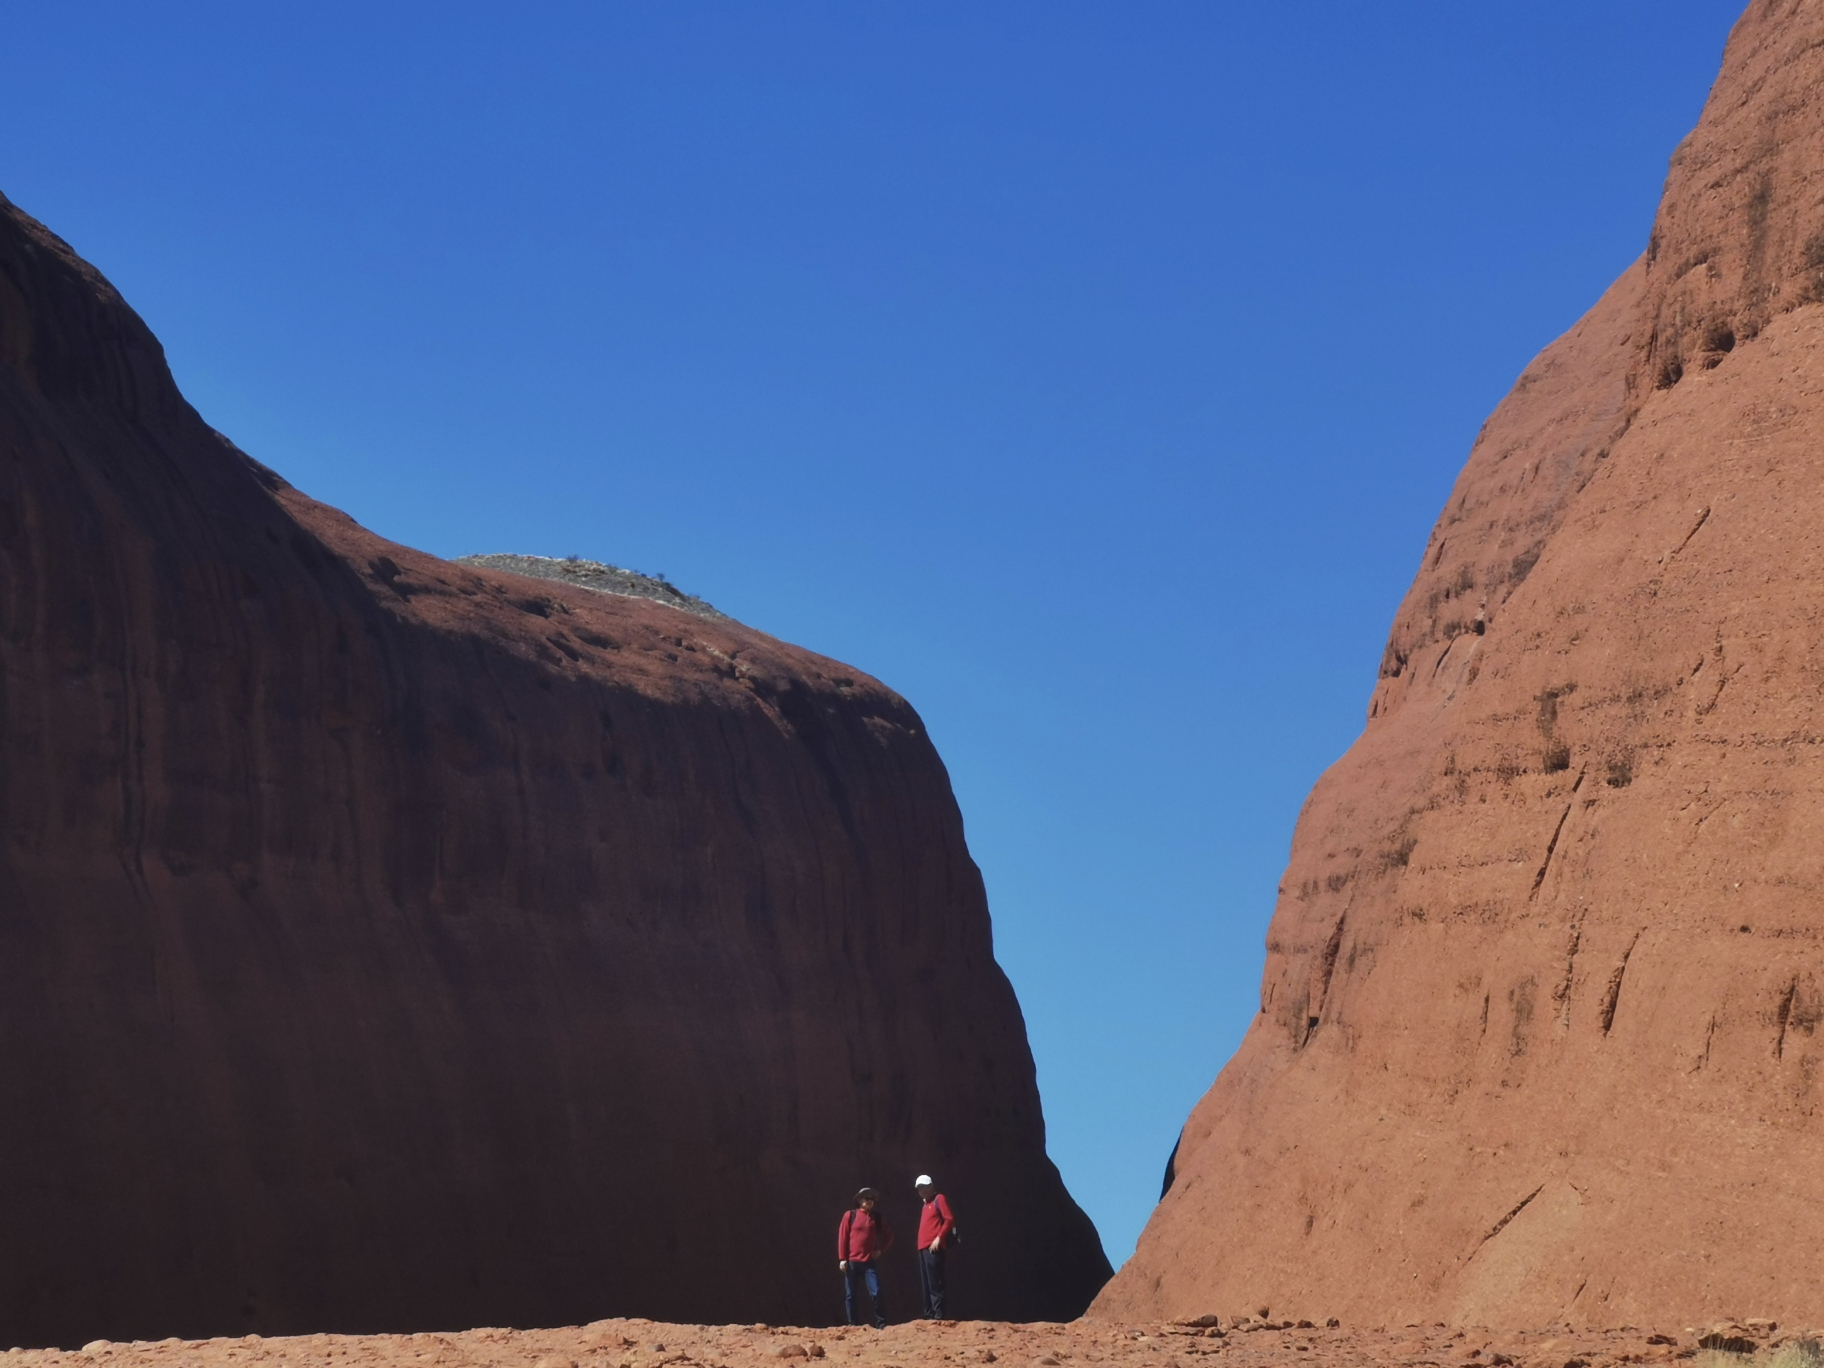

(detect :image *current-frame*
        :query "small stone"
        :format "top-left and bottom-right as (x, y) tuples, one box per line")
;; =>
(982, 1353), (997, 1364)
(771, 1345), (809, 1360)
(809, 1346), (827, 1359)
(1037, 1358), (1060, 1367)
(82, 1343), (111, 1356)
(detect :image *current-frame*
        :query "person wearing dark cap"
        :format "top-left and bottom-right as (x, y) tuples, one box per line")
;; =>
(913, 1174), (955, 1318)
(837, 1187), (893, 1328)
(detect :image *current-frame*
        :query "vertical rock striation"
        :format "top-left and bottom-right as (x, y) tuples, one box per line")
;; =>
(1099, 0), (1824, 1328)
(0, 193), (1108, 1345)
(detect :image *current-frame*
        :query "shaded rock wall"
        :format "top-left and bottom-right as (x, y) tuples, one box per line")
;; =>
(1099, 0), (1824, 1329)
(0, 193), (1108, 1346)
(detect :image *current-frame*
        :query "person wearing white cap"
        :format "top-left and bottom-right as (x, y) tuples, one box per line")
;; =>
(913, 1174), (955, 1318)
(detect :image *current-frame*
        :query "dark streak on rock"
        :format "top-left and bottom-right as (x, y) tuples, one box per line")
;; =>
(1600, 931), (1644, 1037)
(1529, 772), (1585, 902)
(1777, 977), (1800, 1060)
(1470, 1185), (1546, 1260)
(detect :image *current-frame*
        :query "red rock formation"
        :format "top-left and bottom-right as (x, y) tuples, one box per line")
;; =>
(1099, 0), (1824, 1329)
(0, 192), (1108, 1347)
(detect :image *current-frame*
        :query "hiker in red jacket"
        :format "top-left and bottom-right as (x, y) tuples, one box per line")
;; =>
(837, 1187), (893, 1328)
(914, 1174), (955, 1318)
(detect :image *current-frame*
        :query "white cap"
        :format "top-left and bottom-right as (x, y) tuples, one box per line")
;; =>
(914, 1174), (934, 1187)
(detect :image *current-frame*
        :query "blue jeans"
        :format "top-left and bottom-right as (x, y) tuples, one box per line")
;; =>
(843, 1261), (886, 1328)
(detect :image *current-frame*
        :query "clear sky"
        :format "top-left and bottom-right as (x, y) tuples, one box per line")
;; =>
(2, 1), (1745, 1269)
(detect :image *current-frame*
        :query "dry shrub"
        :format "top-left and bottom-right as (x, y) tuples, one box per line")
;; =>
(1770, 1344), (1824, 1368)
(1694, 1342), (1823, 1368)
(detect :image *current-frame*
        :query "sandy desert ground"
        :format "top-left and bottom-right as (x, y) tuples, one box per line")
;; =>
(17, 1315), (1808, 1368)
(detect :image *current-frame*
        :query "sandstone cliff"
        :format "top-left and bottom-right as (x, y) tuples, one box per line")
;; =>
(1098, 0), (1824, 1328)
(0, 192), (1109, 1346)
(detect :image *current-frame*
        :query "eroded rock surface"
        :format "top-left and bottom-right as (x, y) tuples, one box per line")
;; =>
(1100, 0), (1824, 1329)
(0, 192), (1108, 1344)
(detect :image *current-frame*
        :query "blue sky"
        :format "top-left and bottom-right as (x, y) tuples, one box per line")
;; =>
(2, 1), (1744, 1268)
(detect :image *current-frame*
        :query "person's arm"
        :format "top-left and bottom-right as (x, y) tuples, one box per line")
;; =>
(839, 1211), (851, 1269)
(930, 1195), (954, 1249)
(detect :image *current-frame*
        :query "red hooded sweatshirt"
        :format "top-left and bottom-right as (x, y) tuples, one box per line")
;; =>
(838, 1206), (893, 1262)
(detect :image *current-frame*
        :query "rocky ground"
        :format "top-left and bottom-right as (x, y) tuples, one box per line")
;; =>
(25, 1316), (1812, 1368)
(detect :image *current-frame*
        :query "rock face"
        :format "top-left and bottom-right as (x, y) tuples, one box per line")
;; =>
(1098, 0), (1824, 1329)
(0, 193), (1108, 1347)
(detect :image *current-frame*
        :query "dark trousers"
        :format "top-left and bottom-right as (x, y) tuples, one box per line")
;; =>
(843, 1261), (886, 1328)
(918, 1245), (946, 1318)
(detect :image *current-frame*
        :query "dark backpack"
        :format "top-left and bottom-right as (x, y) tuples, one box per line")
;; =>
(931, 1196), (960, 1251)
